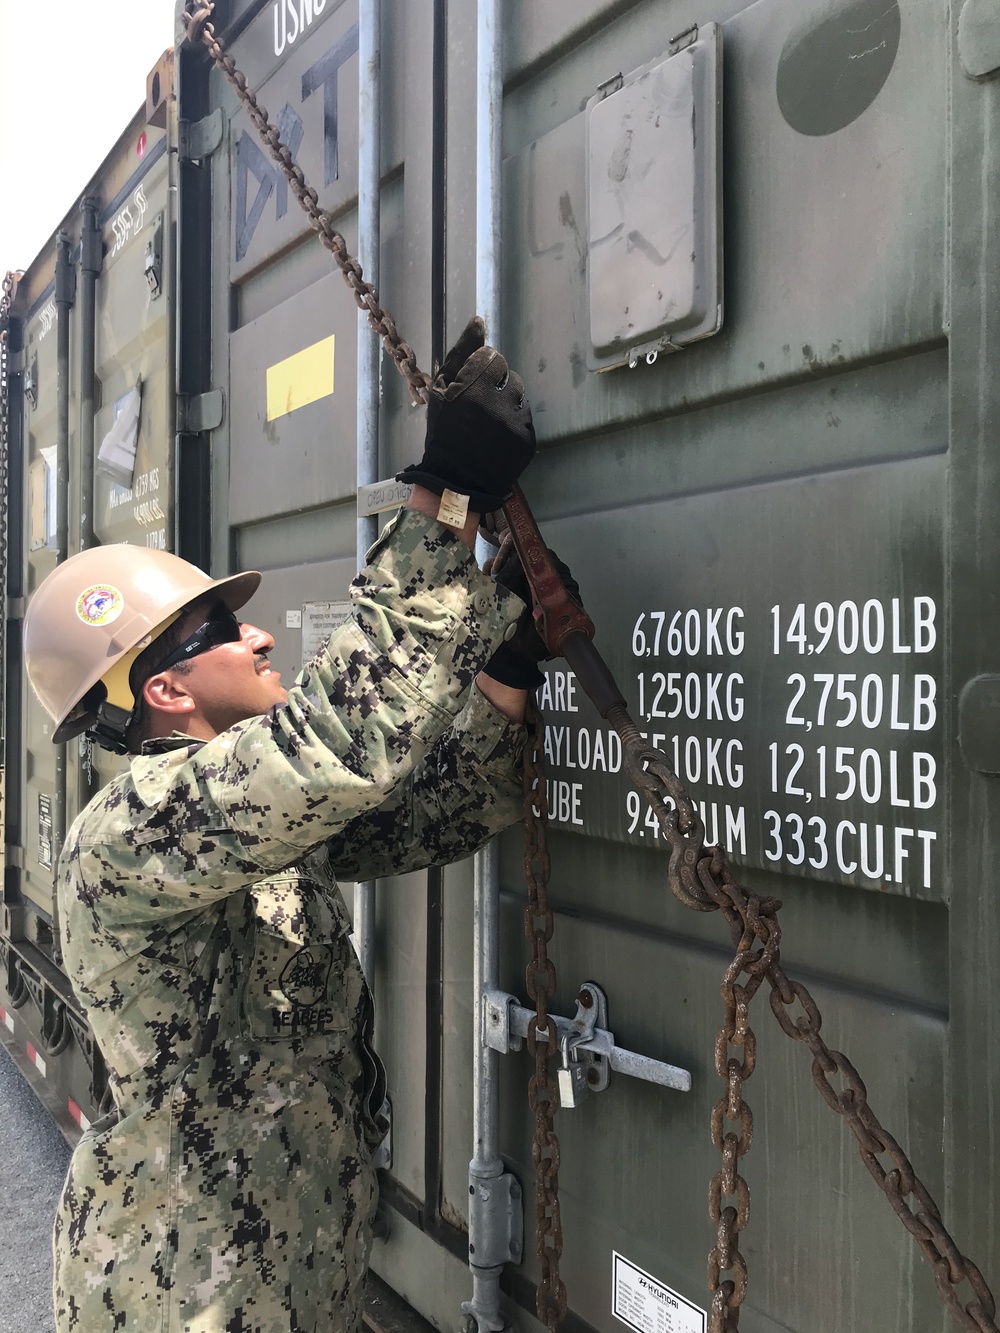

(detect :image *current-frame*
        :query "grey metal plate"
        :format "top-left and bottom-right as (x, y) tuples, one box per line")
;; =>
(228, 271), (359, 525)
(586, 26), (722, 367)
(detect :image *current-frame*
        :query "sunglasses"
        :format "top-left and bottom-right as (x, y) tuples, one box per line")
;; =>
(153, 604), (243, 674)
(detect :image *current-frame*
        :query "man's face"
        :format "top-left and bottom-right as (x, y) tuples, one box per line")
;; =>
(164, 598), (288, 735)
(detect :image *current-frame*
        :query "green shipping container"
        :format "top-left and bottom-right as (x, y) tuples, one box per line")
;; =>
(1, 2), (996, 1331)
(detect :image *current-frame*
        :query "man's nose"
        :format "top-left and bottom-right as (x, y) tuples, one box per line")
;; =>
(243, 623), (275, 653)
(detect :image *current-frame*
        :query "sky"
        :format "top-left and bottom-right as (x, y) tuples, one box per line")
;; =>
(0, 0), (177, 275)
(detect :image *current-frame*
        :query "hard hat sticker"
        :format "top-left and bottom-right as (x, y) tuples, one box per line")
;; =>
(76, 585), (125, 627)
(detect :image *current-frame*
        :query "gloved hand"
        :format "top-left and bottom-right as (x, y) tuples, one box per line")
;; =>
(396, 317), (536, 514)
(484, 545), (580, 690)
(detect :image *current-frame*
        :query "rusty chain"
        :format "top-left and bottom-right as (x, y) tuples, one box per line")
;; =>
(0, 271), (20, 751)
(606, 704), (998, 1333)
(522, 700), (567, 1331)
(178, 7), (997, 1330)
(181, 1), (432, 406)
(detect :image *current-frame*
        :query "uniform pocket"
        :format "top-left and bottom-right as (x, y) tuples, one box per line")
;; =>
(241, 876), (360, 1042)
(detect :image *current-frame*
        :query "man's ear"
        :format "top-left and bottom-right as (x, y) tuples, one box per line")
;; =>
(142, 672), (197, 717)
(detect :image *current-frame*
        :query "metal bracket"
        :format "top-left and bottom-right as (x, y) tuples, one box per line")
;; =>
(176, 389), (225, 433)
(23, 354), (38, 408)
(179, 108), (225, 162)
(371, 1096), (392, 1171)
(7, 595), (25, 619)
(669, 24), (699, 55)
(17, 959), (45, 1018)
(144, 215), (164, 299)
(595, 71), (624, 101)
(467, 1169), (523, 1270)
(1, 903), (25, 939)
(9, 349), (25, 374)
(564, 981), (610, 1093)
(64, 1006), (97, 1074)
(483, 987), (522, 1053)
(483, 980), (691, 1094)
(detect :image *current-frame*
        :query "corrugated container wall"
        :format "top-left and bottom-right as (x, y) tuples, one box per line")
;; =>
(3, 105), (177, 1132)
(2, 1), (998, 1331)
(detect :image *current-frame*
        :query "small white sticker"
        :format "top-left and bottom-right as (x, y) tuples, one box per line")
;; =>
(301, 601), (353, 666)
(285, 609), (302, 629)
(612, 1253), (705, 1333)
(436, 487), (470, 528)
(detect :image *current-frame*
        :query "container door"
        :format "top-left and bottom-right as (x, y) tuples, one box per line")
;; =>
(3, 103), (176, 1130)
(488, 1), (962, 1330)
(196, 0), (449, 1301)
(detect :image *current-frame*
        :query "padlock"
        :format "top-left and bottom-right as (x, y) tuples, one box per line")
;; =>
(557, 1033), (589, 1109)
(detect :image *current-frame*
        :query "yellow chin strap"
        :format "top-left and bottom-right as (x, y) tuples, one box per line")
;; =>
(99, 610), (183, 713)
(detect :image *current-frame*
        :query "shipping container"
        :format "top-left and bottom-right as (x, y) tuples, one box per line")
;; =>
(1, 2), (997, 1332)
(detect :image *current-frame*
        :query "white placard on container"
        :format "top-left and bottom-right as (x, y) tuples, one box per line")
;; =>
(612, 1253), (705, 1333)
(301, 600), (352, 666)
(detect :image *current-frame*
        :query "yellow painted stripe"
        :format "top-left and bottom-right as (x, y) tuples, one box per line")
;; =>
(266, 334), (335, 421)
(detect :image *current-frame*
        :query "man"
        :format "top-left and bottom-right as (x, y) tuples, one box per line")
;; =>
(24, 327), (556, 1332)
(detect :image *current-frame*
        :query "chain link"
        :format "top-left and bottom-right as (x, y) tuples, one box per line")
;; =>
(0, 271), (20, 753)
(183, 9), (569, 1319)
(177, 8), (996, 1328)
(182, 1), (432, 406)
(522, 699), (567, 1331)
(606, 703), (998, 1333)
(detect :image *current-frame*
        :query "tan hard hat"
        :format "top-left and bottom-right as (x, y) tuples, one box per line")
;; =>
(24, 546), (261, 744)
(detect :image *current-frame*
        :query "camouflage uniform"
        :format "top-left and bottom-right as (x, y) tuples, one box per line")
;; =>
(53, 511), (525, 1333)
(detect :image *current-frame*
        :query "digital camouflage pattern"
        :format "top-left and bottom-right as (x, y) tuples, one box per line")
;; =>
(52, 511), (526, 1333)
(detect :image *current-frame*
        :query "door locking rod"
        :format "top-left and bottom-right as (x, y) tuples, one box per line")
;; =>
(482, 984), (692, 1094)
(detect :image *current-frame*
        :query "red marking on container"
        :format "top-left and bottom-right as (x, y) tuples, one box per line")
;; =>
(25, 1042), (47, 1077)
(68, 1099), (91, 1132)
(137, 132), (147, 159)
(0, 1005), (11, 1033)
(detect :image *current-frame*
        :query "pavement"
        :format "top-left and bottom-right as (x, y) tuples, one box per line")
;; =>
(0, 1045), (71, 1333)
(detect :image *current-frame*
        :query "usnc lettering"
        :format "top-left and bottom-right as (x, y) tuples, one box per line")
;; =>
(236, 24), (359, 261)
(273, 0), (326, 56)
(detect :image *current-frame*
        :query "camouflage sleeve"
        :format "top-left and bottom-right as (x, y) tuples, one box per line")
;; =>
(73, 510), (525, 915)
(325, 683), (525, 879)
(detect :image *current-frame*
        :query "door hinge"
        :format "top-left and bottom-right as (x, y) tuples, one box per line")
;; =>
(23, 355), (38, 408)
(179, 109), (224, 162)
(465, 1170), (523, 1271)
(7, 595), (26, 619)
(669, 23), (699, 55)
(595, 71), (624, 101)
(176, 389), (225, 434)
(9, 348), (25, 374)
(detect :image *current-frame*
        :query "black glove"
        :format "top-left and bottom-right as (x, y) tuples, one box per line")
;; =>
(484, 546), (580, 690)
(396, 317), (536, 514)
